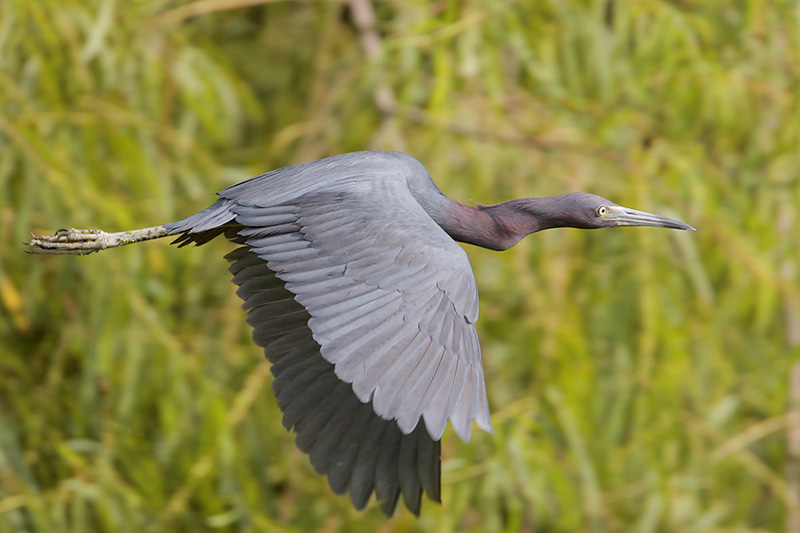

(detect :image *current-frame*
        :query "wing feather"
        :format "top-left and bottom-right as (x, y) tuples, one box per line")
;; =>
(309, 286), (396, 318)
(280, 369), (339, 430)
(348, 415), (388, 509)
(353, 330), (429, 412)
(398, 429), (422, 514)
(311, 291), (402, 340)
(394, 345), (447, 432)
(338, 326), (420, 385)
(293, 381), (352, 452)
(419, 355), (458, 440)
(239, 288), (294, 310)
(417, 430), (441, 502)
(327, 403), (375, 494)
(307, 392), (361, 474)
(374, 423), (402, 508)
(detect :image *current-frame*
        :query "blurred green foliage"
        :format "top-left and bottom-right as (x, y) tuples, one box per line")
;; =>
(2, 0), (799, 531)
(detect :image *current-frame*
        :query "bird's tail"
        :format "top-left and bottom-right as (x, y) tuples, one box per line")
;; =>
(165, 198), (239, 247)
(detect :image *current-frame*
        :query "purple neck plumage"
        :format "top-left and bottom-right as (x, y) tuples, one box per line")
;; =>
(436, 198), (563, 251)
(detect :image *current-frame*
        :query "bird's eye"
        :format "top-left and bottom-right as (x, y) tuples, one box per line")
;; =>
(596, 206), (608, 217)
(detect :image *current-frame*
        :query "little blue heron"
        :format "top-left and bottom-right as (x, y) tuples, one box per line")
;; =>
(27, 150), (694, 516)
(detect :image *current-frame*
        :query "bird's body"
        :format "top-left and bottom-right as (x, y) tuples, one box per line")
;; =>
(27, 150), (694, 516)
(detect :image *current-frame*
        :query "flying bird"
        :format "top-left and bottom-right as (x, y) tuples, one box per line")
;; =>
(27, 150), (694, 516)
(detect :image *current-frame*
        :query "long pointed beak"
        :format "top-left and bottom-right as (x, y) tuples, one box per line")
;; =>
(607, 205), (695, 231)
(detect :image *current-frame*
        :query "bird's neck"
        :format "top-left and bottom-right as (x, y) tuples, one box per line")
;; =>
(436, 199), (545, 251)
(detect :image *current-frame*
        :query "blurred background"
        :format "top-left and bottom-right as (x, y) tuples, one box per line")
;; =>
(1, 0), (799, 531)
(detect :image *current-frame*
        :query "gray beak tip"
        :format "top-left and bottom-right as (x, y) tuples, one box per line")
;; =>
(611, 206), (695, 232)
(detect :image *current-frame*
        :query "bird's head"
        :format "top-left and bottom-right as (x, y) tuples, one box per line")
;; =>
(521, 192), (695, 232)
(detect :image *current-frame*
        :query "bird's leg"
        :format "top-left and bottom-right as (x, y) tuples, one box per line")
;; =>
(25, 225), (171, 255)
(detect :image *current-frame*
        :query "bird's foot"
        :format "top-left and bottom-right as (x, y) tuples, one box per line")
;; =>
(25, 228), (113, 255)
(25, 225), (171, 255)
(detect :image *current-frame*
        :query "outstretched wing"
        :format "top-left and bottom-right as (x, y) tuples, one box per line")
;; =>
(224, 245), (439, 515)
(167, 151), (492, 514)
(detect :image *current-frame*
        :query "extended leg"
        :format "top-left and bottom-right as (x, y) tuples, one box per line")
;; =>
(26, 226), (170, 255)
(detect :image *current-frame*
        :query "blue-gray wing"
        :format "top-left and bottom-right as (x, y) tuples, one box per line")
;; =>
(225, 162), (491, 441)
(166, 151), (493, 513)
(222, 245), (439, 514)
